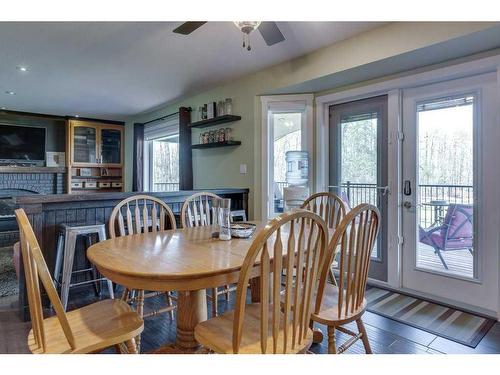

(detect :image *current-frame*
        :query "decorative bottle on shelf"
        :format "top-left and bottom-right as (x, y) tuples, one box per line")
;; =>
(207, 102), (216, 119)
(202, 104), (207, 120)
(198, 106), (204, 121)
(225, 127), (233, 141)
(218, 100), (225, 116)
(218, 198), (232, 240)
(225, 98), (233, 115)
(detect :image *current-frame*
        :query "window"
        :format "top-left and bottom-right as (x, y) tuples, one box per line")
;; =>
(261, 95), (313, 219)
(143, 115), (179, 192)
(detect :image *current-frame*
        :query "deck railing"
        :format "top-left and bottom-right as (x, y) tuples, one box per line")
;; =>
(274, 181), (473, 227)
(153, 182), (180, 192)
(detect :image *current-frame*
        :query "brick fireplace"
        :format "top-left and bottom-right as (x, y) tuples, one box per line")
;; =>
(0, 168), (66, 247)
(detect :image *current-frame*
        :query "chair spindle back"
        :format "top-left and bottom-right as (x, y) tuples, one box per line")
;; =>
(232, 209), (328, 353)
(109, 195), (177, 238)
(315, 204), (380, 319)
(181, 192), (221, 228)
(14, 208), (76, 353)
(301, 192), (346, 231)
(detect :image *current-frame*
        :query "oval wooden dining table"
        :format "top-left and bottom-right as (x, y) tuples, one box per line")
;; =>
(87, 222), (266, 353)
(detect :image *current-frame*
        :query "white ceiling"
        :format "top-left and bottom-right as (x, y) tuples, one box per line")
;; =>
(0, 22), (385, 120)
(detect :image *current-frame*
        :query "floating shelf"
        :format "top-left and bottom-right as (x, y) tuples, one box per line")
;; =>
(189, 115), (241, 129)
(191, 141), (241, 149)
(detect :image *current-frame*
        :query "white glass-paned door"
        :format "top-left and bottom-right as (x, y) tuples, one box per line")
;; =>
(401, 73), (499, 313)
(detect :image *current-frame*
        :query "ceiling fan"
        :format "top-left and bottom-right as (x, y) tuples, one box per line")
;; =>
(173, 21), (285, 51)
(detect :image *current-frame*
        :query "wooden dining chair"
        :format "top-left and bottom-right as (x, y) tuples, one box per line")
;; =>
(109, 195), (177, 352)
(301, 192), (346, 286)
(181, 191), (235, 317)
(14, 208), (143, 354)
(181, 191), (223, 228)
(312, 204), (380, 354)
(194, 209), (328, 353)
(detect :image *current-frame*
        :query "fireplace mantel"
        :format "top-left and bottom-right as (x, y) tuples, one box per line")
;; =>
(0, 166), (66, 174)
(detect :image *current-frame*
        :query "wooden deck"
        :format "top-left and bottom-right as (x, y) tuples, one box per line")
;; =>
(417, 243), (474, 279)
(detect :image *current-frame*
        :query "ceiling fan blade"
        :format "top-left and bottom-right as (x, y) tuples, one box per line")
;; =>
(172, 22), (207, 35)
(258, 22), (285, 46)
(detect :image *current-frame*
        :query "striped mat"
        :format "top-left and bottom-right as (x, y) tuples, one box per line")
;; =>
(366, 287), (495, 348)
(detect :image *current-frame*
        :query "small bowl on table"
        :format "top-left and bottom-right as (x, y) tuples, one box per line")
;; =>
(230, 222), (256, 239)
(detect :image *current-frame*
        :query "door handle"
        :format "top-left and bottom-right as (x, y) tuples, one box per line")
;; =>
(403, 180), (412, 196)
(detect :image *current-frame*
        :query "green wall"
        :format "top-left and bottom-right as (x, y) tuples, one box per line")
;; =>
(124, 22), (498, 220)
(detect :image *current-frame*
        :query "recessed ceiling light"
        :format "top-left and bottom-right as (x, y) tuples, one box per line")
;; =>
(16, 66), (29, 72)
(5, 91), (15, 95)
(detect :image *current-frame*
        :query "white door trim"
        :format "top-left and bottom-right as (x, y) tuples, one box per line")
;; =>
(260, 94), (314, 220)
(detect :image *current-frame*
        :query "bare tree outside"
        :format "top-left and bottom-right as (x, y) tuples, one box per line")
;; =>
(340, 117), (377, 185)
(152, 136), (179, 191)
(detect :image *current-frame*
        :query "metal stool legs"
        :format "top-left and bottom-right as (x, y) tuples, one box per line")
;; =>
(56, 224), (114, 311)
(97, 225), (114, 301)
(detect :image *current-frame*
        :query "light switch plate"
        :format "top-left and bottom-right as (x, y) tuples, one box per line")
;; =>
(239, 164), (247, 174)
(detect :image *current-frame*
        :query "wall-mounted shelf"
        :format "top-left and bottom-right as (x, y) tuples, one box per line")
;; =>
(189, 115), (241, 129)
(191, 141), (241, 149)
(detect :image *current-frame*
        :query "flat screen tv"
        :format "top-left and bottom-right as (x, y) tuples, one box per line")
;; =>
(0, 124), (46, 163)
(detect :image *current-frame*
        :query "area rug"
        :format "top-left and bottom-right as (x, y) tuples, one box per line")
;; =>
(365, 286), (495, 348)
(0, 248), (18, 298)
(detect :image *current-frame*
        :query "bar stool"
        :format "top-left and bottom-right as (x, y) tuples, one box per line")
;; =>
(53, 223), (114, 311)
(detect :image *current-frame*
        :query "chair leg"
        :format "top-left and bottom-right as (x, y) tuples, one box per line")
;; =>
(135, 290), (145, 353)
(435, 249), (449, 269)
(124, 339), (138, 354)
(210, 288), (218, 317)
(356, 318), (372, 354)
(121, 288), (130, 302)
(327, 326), (337, 354)
(165, 292), (174, 319)
(60, 231), (77, 311)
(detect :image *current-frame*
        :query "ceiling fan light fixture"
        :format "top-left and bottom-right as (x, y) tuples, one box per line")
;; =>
(233, 22), (261, 52)
(233, 21), (261, 34)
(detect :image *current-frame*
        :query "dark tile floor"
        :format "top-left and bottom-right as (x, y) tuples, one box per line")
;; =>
(1, 287), (499, 354)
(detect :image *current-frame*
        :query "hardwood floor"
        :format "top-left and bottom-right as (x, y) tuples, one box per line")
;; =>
(1, 286), (499, 354)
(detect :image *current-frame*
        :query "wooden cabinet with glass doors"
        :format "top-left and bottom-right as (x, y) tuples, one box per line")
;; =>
(66, 120), (124, 194)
